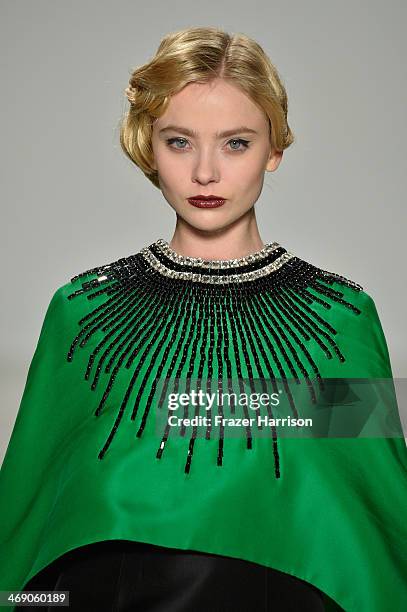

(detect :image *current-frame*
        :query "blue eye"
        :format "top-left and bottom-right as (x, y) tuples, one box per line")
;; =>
(166, 137), (188, 149)
(228, 138), (250, 150)
(166, 137), (251, 151)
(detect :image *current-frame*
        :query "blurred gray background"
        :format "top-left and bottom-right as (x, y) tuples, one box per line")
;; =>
(1, 0), (406, 463)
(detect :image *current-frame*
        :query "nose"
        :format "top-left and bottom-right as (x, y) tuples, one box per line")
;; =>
(192, 149), (220, 185)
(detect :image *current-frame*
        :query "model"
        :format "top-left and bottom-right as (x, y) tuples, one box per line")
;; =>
(1, 26), (406, 612)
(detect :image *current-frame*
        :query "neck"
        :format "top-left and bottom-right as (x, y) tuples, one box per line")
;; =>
(168, 212), (265, 261)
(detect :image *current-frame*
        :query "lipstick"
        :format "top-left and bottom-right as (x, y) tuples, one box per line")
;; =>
(187, 195), (226, 208)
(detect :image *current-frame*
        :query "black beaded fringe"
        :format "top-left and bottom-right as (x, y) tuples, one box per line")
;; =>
(66, 241), (363, 479)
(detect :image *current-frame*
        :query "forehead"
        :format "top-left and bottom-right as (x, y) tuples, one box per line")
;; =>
(155, 79), (267, 130)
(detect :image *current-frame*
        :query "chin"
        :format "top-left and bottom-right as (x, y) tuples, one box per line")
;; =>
(185, 219), (239, 234)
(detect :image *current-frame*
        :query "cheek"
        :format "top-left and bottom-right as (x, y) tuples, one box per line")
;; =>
(223, 153), (266, 183)
(155, 149), (187, 177)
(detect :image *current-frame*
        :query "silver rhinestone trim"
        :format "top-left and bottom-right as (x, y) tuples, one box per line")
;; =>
(152, 238), (281, 269)
(141, 244), (294, 284)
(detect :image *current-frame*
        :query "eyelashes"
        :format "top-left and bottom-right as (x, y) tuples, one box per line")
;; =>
(165, 137), (251, 152)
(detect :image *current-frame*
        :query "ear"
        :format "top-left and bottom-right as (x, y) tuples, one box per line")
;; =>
(266, 148), (283, 172)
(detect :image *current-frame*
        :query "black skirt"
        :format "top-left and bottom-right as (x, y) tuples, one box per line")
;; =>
(18, 540), (326, 611)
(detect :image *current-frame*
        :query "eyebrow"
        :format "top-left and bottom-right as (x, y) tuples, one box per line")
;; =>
(158, 125), (259, 138)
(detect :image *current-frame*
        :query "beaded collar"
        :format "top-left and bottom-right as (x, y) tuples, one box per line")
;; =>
(140, 238), (295, 284)
(67, 238), (363, 479)
(70, 237), (362, 292)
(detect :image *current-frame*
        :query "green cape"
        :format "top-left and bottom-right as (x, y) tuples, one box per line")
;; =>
(0, 240), (406, 612)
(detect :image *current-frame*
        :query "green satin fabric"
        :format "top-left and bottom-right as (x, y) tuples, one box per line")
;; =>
(0, 278), (406, 612)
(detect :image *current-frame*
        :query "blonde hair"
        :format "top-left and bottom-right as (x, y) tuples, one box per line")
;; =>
(120, 26), (294, 190)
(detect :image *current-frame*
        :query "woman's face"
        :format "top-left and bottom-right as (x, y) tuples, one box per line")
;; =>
(151, 78), (283, 233)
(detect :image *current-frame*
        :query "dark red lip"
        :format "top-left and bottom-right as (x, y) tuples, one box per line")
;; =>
(187, 196), (226, 209)
(189, 194), (226, 200)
